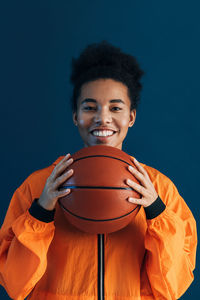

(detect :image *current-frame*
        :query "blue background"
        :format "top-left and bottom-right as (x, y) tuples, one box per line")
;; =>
(0, 0), (199, 298)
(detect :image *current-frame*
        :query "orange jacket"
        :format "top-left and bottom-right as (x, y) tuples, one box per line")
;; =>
(0, 155), (197, 300)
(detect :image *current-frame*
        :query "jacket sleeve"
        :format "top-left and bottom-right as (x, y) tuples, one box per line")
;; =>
(141, 174), (197, 299)
(0, 179), (55, 300)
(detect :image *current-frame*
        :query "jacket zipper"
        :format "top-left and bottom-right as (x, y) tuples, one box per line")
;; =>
(98, 234), (105, 300)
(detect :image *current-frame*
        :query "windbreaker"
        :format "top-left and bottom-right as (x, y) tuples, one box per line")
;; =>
(0, 155), (197, 300)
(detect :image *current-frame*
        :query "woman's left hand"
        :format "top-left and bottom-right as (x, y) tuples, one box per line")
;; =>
(126, 157), (158, 208)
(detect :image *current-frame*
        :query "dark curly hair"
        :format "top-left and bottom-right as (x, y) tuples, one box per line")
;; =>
(70, 40), (144, 113)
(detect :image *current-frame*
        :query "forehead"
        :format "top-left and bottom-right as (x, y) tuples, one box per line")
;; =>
(77, 79), (131, 107)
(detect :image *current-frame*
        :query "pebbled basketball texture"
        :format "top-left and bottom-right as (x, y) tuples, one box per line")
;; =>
(58, 145), (141, 234)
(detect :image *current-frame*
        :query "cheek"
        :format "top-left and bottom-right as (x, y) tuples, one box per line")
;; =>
(120, 118), (129, 129)
(79, 119), (86, 126)
(77, 114), (90, 128)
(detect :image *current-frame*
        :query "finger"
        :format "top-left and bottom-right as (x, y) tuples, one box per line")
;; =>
(57, 188), (71, 198)
(58, 153), (71, 165)
(131, 157), (149, 178)
(54, 168), (74, 189)
(127, 165), (150, 189)
(131, 157), (144, 172)
(54, 154), (72, 171)
(127, 197), (147, 207)
(126, 179), (148, 197)
(128, 165), (146, 185)
(52, 157), (74, 180)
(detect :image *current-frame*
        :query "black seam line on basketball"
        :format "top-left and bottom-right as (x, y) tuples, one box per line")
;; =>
(59, 186), (134, 190)
(59, 201), (139, 222)
(72, 155), (132, 166)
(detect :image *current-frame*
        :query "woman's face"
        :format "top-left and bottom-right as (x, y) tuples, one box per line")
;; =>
(73, 78), (136, 150)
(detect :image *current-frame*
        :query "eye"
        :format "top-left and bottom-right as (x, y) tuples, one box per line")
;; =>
(111, 107), (122, 111)
(83, 106), (96, 111)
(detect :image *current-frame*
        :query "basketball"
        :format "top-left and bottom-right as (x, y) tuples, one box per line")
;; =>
(58, 145), (141, 234)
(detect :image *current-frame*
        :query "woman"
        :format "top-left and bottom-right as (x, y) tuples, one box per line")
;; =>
(0, 41), (197, 299)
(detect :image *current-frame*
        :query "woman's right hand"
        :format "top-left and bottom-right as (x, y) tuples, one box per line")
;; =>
(38, 153), (74, 211)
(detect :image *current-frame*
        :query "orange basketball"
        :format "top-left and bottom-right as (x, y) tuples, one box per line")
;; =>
(58, 145), (141, 234)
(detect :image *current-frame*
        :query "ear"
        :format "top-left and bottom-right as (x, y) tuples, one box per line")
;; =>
(129, 109), (136, 127)
(73, 112), (78, 126)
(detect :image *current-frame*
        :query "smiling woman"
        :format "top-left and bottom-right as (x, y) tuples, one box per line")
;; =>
(0, 40), (197, 300)
(70, 41), (143, 150)
(73, 78), (136, 149)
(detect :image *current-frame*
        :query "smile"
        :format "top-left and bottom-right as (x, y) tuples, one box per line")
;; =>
(91, 130), (116, 137)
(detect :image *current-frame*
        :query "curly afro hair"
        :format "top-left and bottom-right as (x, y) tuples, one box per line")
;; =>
(70, 40), (144, 113)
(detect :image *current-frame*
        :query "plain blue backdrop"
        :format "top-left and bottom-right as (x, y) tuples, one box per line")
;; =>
(0, 0), (199, 299)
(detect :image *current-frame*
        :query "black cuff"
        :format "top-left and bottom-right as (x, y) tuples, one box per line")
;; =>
(144, 196), (166, 220)
(29, 199), (55, 223)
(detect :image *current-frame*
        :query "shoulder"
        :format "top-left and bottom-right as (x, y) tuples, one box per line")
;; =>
(17, 156), (65, 199)
(130, 155), (179, 205)
(130, 155), (173, 184)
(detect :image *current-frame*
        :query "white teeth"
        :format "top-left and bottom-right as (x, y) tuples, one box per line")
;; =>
(92, 130), (114, 137)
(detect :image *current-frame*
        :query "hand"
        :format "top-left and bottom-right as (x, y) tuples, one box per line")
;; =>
(38, 154), (74, 210)
(126, 157), (158, 208)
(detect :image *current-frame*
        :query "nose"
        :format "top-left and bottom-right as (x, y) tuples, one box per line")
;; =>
(93, 108), (112, 124)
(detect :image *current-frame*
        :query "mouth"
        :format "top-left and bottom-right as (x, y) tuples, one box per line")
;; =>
(90, 129), (117, 139)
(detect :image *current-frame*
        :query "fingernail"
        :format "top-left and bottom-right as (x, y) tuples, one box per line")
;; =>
(128, 165), (134, 171)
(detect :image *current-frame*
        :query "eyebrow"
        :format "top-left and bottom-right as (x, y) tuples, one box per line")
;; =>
(80, 98), (125, 105)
